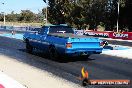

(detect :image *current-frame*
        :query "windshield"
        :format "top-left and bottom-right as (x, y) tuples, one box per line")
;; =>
(49, 26), (74, 34)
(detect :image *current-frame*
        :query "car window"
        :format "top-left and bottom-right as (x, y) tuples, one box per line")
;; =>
(38, 28), (45, 35)
(49, 26), (74, 34)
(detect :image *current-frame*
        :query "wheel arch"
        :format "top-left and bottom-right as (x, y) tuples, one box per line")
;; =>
(25, 38), (29, 43)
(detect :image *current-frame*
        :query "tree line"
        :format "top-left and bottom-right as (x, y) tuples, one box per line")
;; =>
(0, 0), (131, 31)
(47, 0), (132, 31)
(0, 10), (45, 23)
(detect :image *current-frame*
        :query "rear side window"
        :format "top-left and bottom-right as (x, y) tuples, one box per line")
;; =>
(49, 26), (74, 33)
(38, 28), (44, 34)
(33, 28), (41, 31)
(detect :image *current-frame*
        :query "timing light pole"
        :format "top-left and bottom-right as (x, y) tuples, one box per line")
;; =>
(2, 2), (5, 25)
(43, 0), (48, 24)
(117, 0), (120, 32)
(46, 6), (48, 24)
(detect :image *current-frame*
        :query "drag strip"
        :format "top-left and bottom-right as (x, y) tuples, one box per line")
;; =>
(0, 36), (132, 88)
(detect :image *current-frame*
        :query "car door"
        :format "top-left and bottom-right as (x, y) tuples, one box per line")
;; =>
(34, 27), (48, 51)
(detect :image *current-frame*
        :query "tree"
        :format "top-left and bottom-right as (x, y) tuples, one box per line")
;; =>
(47, 0), (109, 29)
(43, 0), (46, 3)
(44, 0), (132, 30)
(6, 11), (17, 22)
(0, 13), (4, 21)
(119, 0), (132, 31)
(19, 10), (36, 22)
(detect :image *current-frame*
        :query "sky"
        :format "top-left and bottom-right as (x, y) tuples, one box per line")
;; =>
(0, 0), (47, 14)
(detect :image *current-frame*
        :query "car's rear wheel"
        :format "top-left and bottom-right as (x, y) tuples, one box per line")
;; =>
(26, 42), (33, 53)
(49, 47), (59, 61)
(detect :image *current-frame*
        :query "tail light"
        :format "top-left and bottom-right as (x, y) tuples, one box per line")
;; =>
(100, 40), (108, 47)
(66, 43), (72, 48)
(100, 41), (104, 46)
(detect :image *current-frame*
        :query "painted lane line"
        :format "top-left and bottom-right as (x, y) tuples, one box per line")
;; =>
(0, 71), (26, 88)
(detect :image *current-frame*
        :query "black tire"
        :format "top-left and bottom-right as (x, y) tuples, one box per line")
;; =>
(26, 42), (33, 53)
(49, 47), (59, 60)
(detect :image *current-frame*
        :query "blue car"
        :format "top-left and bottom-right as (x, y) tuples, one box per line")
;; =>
(23, 25), (103, 60)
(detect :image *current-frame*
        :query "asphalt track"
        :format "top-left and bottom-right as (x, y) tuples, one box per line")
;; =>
(102, 39), (132, 47)
(0, 36), (132, 88)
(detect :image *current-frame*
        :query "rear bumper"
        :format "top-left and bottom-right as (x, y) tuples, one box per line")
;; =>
(65, 48), (102, 56)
